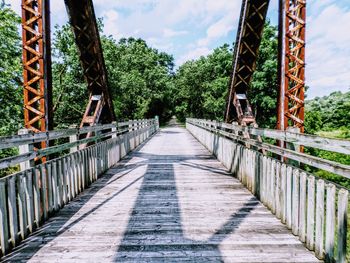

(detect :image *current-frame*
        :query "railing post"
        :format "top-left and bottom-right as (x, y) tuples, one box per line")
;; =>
(155, 116), (159, 130)
(111, 121), (117, 139)
(69, 125), (79, 153)
(18, 129), (34, 171)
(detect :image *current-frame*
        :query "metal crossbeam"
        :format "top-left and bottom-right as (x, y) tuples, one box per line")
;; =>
(64, 0), (116, 130)
(225, 0), (270, 125)
(277, 0), (306, 132)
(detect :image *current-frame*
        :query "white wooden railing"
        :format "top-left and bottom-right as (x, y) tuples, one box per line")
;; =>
(187, 118), (349, 262)
(0, 118), (158, 257)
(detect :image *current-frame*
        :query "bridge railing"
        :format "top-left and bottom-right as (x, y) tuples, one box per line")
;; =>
(187, 118), (349, 262)
(0, 118), (158, 257)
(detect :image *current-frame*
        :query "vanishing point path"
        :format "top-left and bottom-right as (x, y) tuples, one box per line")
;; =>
(3, 127), (320, 262)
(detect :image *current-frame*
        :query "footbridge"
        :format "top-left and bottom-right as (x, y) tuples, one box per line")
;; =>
(0, 119), (349, 262)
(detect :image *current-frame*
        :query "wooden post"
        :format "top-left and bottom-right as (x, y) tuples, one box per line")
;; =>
(18, 129), (34, 171)
(69, 125), (79, 153)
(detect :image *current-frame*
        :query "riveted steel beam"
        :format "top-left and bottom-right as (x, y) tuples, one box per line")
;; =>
(277, 0), (306, 132)
(21, 0), (53, 160)
(225, 0), (270, 125)
(64, 0), (116, 133)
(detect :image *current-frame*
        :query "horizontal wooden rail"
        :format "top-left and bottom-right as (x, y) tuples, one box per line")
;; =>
(0, 119), (156, 170)
(0, 119), (158, 257)
(187, 118), (350, 179)
(191, 119), (350, 155)
(186, 118), (349, 262)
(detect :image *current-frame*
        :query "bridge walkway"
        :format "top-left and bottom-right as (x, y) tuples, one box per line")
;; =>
(3, 127), (320, 262)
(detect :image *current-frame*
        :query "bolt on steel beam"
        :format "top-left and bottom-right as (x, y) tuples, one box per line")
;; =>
(277, 0), (306, 133)
(21, 0), (53, 159)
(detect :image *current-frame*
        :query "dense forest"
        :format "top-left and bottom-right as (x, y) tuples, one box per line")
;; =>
(0, 4), (349, 185)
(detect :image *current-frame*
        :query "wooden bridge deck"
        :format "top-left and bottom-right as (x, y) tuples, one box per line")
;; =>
(3, 127), (321, 262)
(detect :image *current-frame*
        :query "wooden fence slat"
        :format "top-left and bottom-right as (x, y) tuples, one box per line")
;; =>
(0, 180), (9, 255)
(25, 170), (34, 233)
(7, 176), (18, 246)
(33, 168), (41, 228)
(299, 172), (307, 242)
(292, 169), (300, 235)
(17, 174), (28, 239)
(325, 183), (336, 261)
(306, 175), (315, 250)
(315, 179), (325, 259)
(280, 164), (287, 224)
(40, 165), (48, 221)
(51, 161), (59, 211)
(337, 189), (348, 263)
(286, 166), (293, 229)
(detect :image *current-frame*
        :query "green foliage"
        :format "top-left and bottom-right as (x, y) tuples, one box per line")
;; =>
(250, 23), (278, 128)
(306, 91), (350, 131)
(174, 44), (232, 122)
(52, 23), (175, 126)
(0, 4), (22, 136)
(102, 37), (175, 123)
(0, 4), (22, 177)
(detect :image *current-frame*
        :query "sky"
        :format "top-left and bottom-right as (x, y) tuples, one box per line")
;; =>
(9, 0), (350, 99)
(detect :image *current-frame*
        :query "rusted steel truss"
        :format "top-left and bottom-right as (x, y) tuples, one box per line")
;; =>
(277, 0), (306, 132)
(64, 0), (116, 132)
(225, 0), (270, 125)
(21, 0), (52, 156)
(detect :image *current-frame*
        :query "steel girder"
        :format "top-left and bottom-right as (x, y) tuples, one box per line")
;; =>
(21, 0), (53, 157)
(277, 0), (306, 132)
(64, 0), (116, 131)
(225, 0), (270, 125)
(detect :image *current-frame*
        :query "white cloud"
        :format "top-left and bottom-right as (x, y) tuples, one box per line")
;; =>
(306, 3), (350, 98)
(163, 29), (188, 38)
(177, 47), (212, 65)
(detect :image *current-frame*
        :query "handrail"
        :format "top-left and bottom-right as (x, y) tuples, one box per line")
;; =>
(189, 118), (350, 155)
(0, 120), (150, 150)
(0, 118), (159, 257)
(186, 118), (349, 262)
(0, 119), (156, 171)
(187, 118), (350, 179)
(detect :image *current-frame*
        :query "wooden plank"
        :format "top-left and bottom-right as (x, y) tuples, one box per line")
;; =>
(306, 175), (315, 250)
(325, 183), (335, 261)
(17, 173), (28, 239)
(275, 162), (281, 219)
(24, 170), (34, 233)
(7, 176), (18, 246)
(40, 165), (48, 220)
(51, 161), (59, 211)
(337, 189), (348, 263)
(280, 164), (287, 224)
(315, 179), (325, 259)
(33, 168), (41, 228)
(299, 172), (307, 243)
(286, 167), (292, 229)
(0, 180), (9, 255)
(292, 169), (299, 236)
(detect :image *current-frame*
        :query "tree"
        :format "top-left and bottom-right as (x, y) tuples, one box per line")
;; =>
(0, 3), (22, 136)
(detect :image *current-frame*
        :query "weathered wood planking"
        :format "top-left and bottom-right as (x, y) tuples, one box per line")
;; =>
(2, 127), (320, 262)
(187, 120), (348, 262)
(0, 120), (158, 258)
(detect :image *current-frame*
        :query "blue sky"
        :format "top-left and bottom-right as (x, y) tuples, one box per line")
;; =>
(10, 0), (350, 99)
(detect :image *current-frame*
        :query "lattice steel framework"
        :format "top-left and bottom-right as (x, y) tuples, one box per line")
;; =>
(21, 0), (52, 135)
(277, 0), (306, 132)
(225, 0), (270, 125)
(64, 0), (116, 132)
